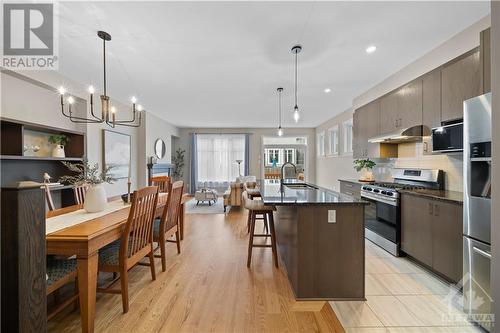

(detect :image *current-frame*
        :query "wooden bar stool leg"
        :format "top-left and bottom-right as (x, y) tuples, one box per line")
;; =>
(247, 210), (251, 233)
(247, 211), (256, 267)
(263, 213), (269, 235)
(268, 212), (278, 268)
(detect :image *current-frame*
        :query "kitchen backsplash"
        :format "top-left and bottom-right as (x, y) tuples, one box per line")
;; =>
(371, 142), (463, 192)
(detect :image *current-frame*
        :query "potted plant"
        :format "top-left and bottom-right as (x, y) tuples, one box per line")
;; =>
(353, 158), (376, 182)
(48, 134), (69, 158)
(60, 161), (116, 213)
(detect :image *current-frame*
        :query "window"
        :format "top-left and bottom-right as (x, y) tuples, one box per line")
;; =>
(264, 148), (296, 166)
(327, 125), (339, 156)
(343, 119), (353, 154)
(316, 131), (325, 157)
(265, 149), (280, 166)
(196, 134), (245, 183)
(284, 149), (296, 163)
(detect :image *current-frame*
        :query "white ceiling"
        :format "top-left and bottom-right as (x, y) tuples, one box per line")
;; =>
(57, 1), (490, 128)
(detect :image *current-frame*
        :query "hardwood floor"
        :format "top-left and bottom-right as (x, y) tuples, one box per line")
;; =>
(48, 208), (345, 332)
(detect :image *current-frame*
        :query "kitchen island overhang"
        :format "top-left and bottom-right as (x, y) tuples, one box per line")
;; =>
(259, 179), (368, 300)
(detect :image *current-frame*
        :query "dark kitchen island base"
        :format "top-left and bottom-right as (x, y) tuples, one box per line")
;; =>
(274, 204), (365, 300)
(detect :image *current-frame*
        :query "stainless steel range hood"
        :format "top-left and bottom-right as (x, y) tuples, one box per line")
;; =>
(368, 125), (426, 144)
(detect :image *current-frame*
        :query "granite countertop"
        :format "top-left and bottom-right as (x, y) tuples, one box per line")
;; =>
(339, 179), (376, 185)
(259, 179), (368, 206)
(398, 189), (464, 204)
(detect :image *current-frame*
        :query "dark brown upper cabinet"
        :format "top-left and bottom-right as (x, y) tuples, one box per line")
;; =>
(422, 70), (442, 155)
(380, 80), (422, 135)
(441, 49), (482, 122)
(480, 28), (491, 93)
(353, 100), (397, 159)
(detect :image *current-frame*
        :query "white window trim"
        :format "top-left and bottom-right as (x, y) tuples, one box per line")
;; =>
(343, 119), (353, 155)
(327, 125), (339, 157)
(316, 131), (325, 157)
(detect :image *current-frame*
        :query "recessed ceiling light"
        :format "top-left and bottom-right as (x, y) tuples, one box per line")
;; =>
(324, 88), (331, 93)
(366, 45), (377, 54)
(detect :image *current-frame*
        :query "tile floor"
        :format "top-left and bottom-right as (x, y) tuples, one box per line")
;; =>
(330, 239), (483, 333)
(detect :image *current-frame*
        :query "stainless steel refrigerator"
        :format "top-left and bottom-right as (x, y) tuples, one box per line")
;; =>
(463, 92), (492, 331)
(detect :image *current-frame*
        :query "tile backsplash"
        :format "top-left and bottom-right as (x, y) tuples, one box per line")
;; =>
(371, 142), (463, 192)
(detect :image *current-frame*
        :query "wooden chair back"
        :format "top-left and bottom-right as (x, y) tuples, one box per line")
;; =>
(159, 181), (184, 234)
(150, 176), (171, 193)
(73, 184), (89, 205)
(44, 185), (55, 211)
(121, 186), (159, 262)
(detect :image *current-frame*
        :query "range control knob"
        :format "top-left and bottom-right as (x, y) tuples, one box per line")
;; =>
(386, 192), (394, 196)
(373, 189), (380, 193)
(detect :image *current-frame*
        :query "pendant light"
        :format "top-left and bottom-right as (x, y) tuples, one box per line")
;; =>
(277, 87), (284, 137)
(291, 45), (302, 123)
(59, 31), (143, 128)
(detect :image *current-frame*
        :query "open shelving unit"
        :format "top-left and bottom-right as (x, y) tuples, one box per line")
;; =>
(1, 117), (86, 207)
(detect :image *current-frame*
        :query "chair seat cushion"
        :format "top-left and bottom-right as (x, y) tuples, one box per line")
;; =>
(99, 239), (134, 266)
(46, 256), (77, 287)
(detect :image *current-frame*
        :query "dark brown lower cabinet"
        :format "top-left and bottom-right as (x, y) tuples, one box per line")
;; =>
(401, 193), (463, 282)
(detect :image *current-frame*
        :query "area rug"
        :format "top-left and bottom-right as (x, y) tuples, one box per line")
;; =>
(185, 197), (225, 214)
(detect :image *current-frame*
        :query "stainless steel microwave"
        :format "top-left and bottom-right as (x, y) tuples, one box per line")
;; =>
(431, 122), (463, 153)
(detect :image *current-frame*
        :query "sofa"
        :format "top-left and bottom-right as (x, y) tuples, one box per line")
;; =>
(223, 176), (257, 212)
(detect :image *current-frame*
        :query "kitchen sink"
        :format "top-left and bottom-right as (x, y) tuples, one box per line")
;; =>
(284, 183), (318, 190)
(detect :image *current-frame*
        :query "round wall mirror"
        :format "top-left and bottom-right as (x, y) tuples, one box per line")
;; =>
(154, 139), (166, 159)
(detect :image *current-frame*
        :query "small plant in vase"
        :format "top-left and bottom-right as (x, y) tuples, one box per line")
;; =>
(60, 161), (116, 212)
(353, 158), (376, 182)
(48, 134), (69, 158)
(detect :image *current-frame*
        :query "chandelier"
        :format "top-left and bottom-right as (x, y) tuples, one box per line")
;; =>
(59, 31), (143, 128)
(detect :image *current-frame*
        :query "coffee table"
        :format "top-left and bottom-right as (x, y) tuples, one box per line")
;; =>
(195, 189), (218, 206)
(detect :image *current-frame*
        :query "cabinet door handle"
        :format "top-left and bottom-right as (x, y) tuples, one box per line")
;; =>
(423, 142), (428, 153)
(428, 202), (433, 215)
(344, 191), (353, 196)
(434, 204), (439, 217)
(344, 183), (353, 188)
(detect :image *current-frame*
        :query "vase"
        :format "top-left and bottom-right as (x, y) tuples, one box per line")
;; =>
(84, 184), (107, 213)
(360, 168), (374, 182)
(52, 144), (65, 158)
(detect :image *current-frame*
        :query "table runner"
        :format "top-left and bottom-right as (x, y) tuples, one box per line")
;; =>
(46, 200), (130, 235)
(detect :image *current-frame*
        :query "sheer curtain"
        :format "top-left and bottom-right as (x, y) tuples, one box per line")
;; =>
(195, 134), (246, 192)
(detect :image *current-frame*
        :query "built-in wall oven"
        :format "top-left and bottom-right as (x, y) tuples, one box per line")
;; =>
(361, 169), (443, 256)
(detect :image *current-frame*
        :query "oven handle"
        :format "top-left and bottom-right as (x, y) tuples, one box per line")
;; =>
(361, 192), (398, 206)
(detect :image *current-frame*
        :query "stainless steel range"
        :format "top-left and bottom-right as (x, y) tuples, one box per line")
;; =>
(361, 168), (443, 256)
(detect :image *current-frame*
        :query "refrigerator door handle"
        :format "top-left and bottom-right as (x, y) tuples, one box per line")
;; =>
(473, 246), (492, 258)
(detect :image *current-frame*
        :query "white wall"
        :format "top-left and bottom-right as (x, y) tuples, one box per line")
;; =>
(315, 108), (359, 191)
(1, 70), (179, 197)
(176, 127), (316, 189)
(490, 1), (499, 331)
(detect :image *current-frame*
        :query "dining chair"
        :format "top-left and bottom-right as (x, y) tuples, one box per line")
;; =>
(46, 256), (79, 320)
(45, 206), (80, 321)
(44, 184), (55, 211)
(97, 186), (159, 313)
(151, 175), (172, 193)
(73, 184), (89, 205)
(153, 181), (184, 272)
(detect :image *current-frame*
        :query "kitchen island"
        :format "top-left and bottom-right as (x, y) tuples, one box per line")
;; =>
(259, 179), (368, 300)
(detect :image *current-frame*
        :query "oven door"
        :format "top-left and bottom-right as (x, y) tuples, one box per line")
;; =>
(361, 192), (399, 244)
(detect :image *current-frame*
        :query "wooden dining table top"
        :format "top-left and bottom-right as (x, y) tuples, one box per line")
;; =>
(46, 193), (190, 242)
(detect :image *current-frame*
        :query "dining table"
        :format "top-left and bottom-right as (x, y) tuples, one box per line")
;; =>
(46, 192), (191, 333)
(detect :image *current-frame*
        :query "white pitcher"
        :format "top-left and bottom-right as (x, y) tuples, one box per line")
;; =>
(52, 144), (65, 158)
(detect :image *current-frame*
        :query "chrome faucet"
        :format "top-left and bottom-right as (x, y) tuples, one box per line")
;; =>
(280, 162), (297, 184)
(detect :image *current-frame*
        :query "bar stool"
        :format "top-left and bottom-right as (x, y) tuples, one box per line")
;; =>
(242, 191), (278, 268)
